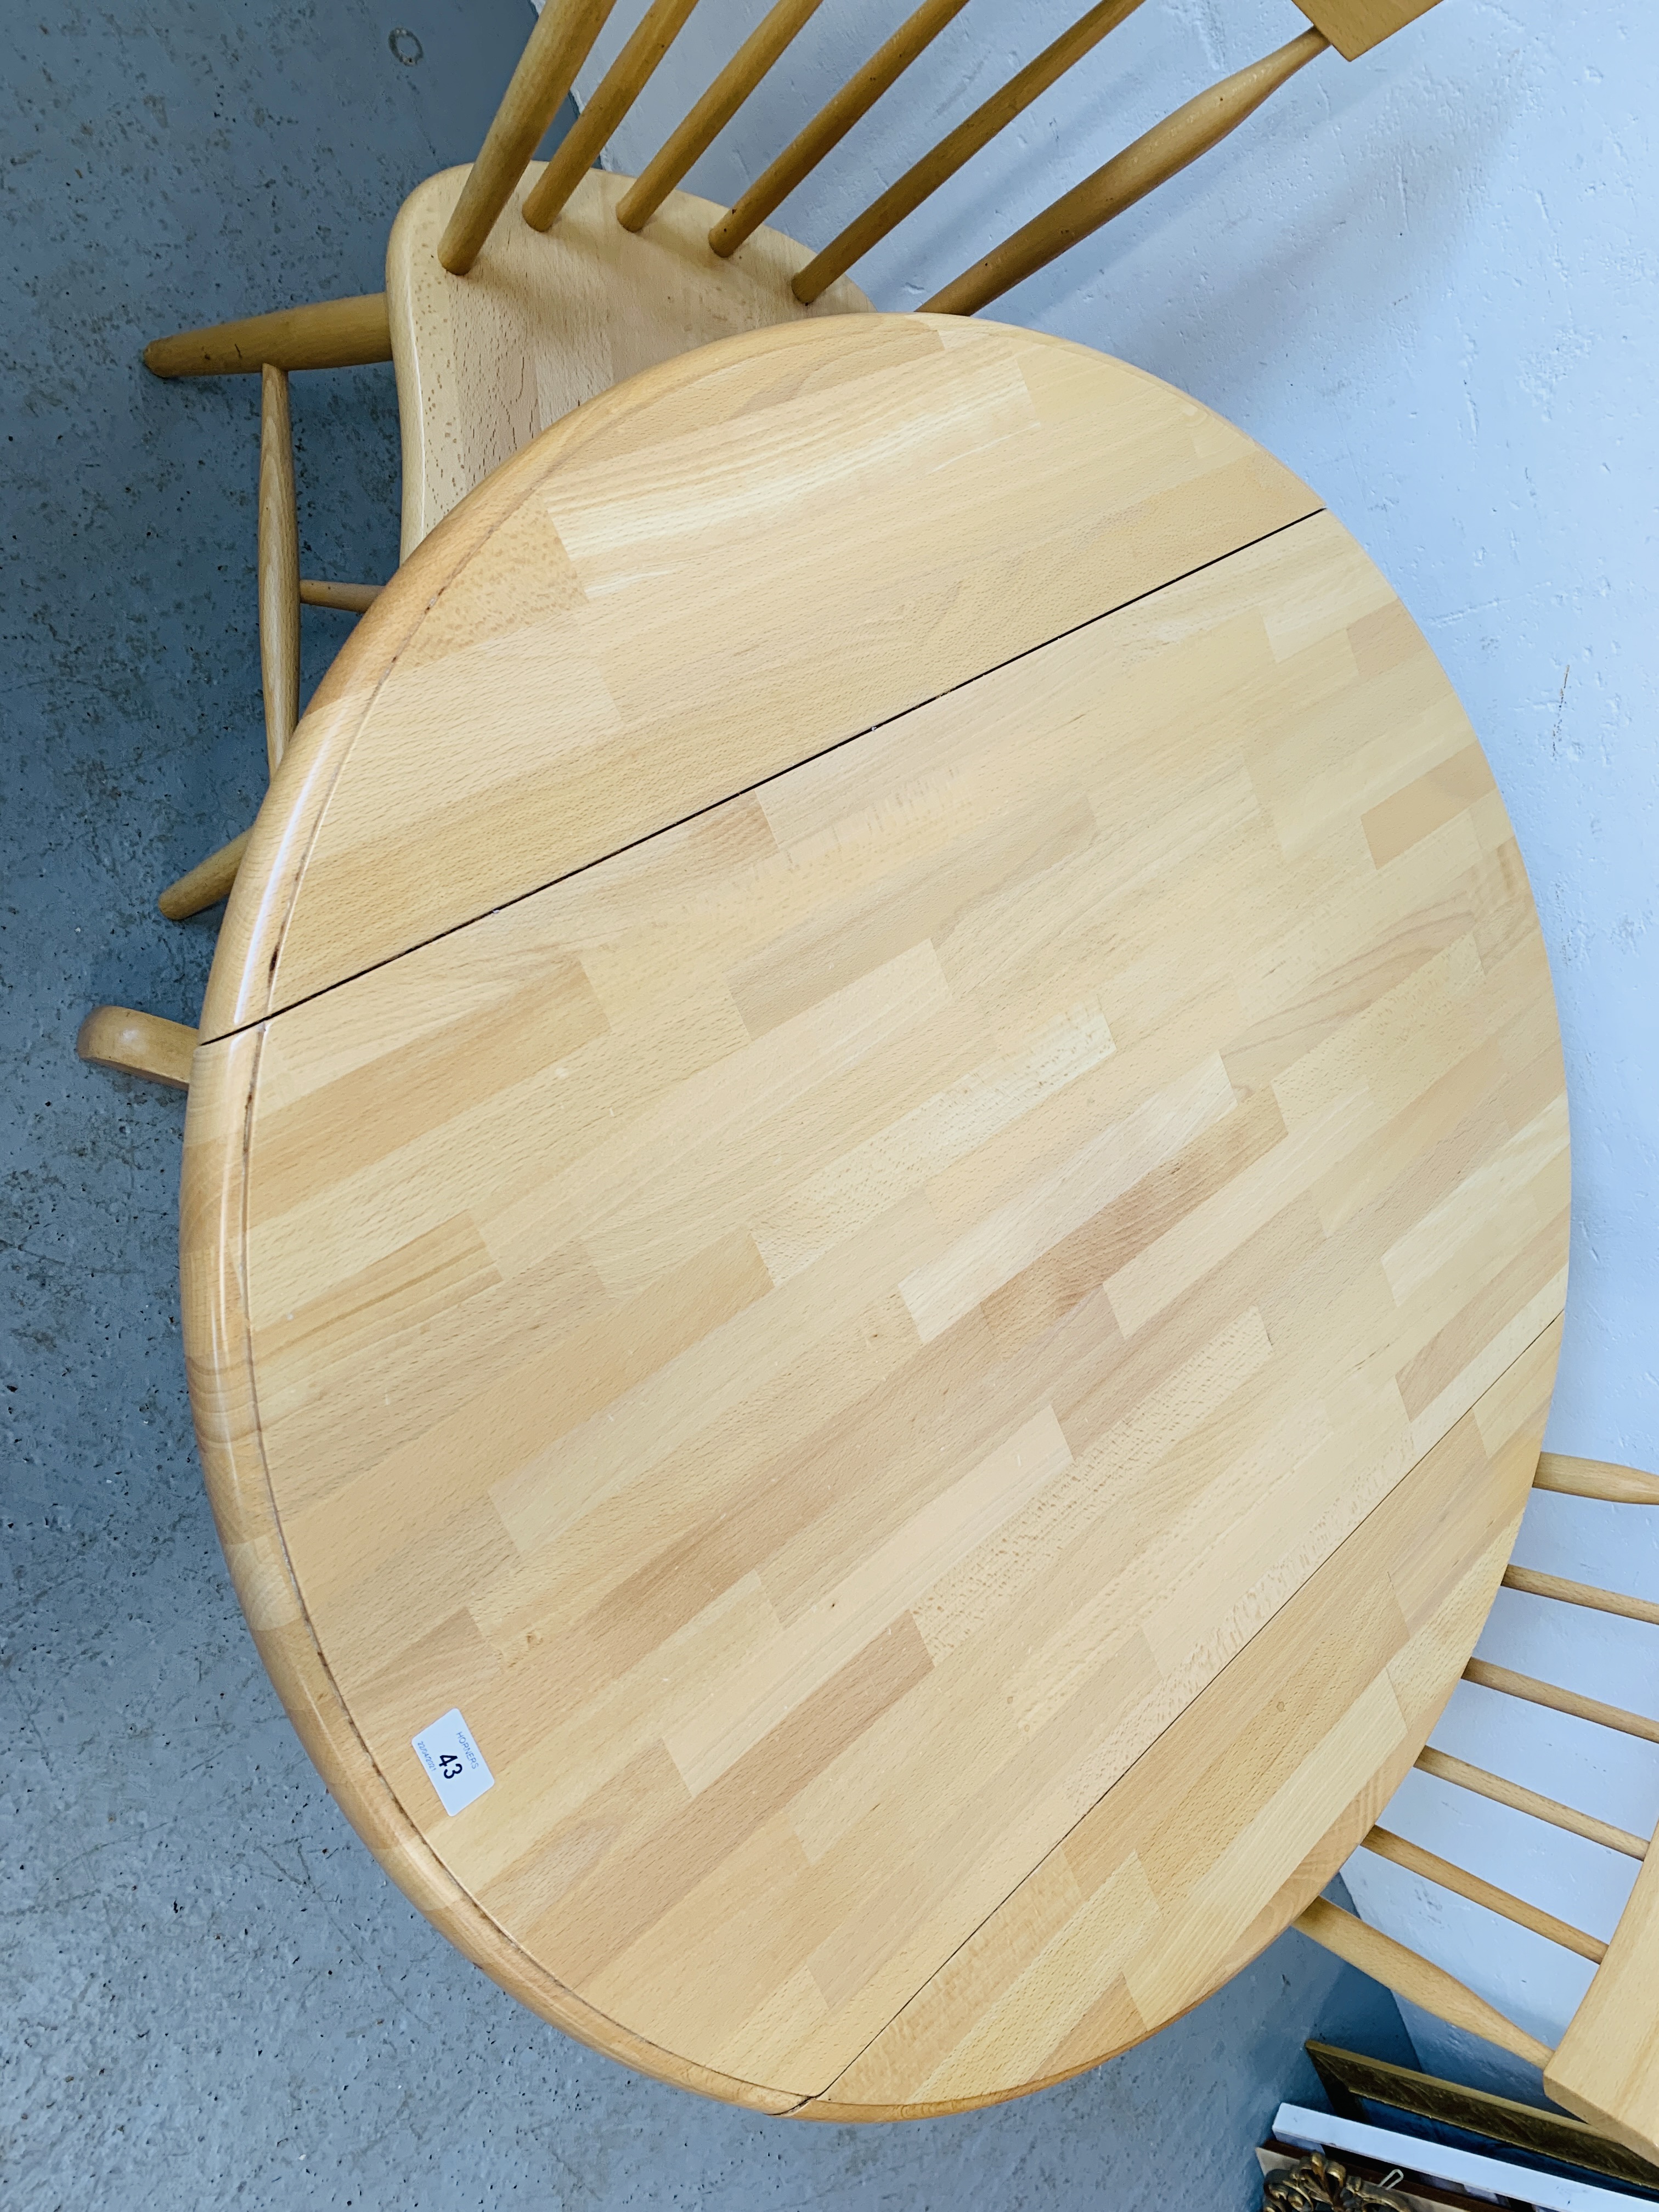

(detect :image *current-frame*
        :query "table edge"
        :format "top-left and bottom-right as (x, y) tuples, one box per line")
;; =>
(181, 1008), (1561, 2113)
(178, 1026), (808, 2115)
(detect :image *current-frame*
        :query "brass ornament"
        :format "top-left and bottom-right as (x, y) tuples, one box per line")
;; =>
(1263, 2152), (1414, 2212)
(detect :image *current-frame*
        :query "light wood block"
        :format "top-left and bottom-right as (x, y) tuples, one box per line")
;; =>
(185, 317), (1566, 2114)
(385, 165), (870, 559)
(78, 1007), (196, 1089)
(1294, 0), (1443, 63)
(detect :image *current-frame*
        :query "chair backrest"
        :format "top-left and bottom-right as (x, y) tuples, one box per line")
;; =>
(441, 0), (1448, 298)
(1295, 1453), (1659, 2165)
(392, 0), (1450, 551)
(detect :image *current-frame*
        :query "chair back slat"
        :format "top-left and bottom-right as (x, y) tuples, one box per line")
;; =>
(1417, 1745), (1649, 1862)
(1362, 1824), (1608, 1965)
(791, 0), (1147, 306)
(524, 0), (704, 232)
(1537, 1453), (1659, 1508)
(618, 0), (826, 234)
(1504, 1562), (1659, 1629)
(1295, 1898), (1554, 2071)
(923, 27), (1325, 317)
(1307, 1449), (1659, 2136)
(709, 0), (971, 259)
(438, 0), (619, 273)
(1465, 1656), (1659, 1746)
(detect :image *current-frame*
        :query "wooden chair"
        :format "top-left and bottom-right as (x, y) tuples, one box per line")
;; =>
(80, 0), (1443, 1090)
(1296, 1451), (1659, 2164)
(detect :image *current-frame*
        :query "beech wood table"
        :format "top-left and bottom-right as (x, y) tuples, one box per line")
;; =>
(184, 314), (1568, 2117)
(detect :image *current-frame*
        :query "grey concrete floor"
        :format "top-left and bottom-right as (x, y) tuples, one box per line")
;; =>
(1, 3), (1414, 2204)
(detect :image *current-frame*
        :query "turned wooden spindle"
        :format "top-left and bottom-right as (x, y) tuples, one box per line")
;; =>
(143, 294), (392, 378)
(438, 0), (619, 273)
(617, 0), (826, 234)
(1414, 1745), (1649, 1861)
(1535, 1451), (1659, 1507)
(158, 830), (251, 922)
(791, 0), (1148, 306)
(1464, 1657), (1659, 1746)
(709, 0), (972, 258)
(524, 0), (704, 231)
(1294, 1898), (1554, 2072)
(258, 365), (301, 776)
(1360, 1826), (1608, 1965)
(298, 579), (382, 613)
(923, 27), (1329, 317)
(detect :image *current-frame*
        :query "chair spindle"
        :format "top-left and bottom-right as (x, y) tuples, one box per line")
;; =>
(923, 27), (1328, 317)
(159, 831), (251, 923)
(144, 295), (393, 379)
(1536, 1453), (1659, 1508)
(1361, 1825), (1608, 1965)
(524, 0), (705, 231)
(298, 580), (382, 613)
(76, 1008), (197, 1090)
(439, 0), (619, 274)
(709, 0), (972, 259)
(618, 0), (826, 234)
(1416, 1746), (1648, 1861)
(1503, 1564), (1659, 1630)
(792, 0), (1146, 306)
(1465, 1657), (1659, 1748)
(1295, 1897), (1554, 2071)
(259, 366), (301, 776)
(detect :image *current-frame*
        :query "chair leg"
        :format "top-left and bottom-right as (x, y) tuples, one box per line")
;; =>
(76, 1007), (197, 1090)
(259, 365), (301, 775)
(158, 827), (251, 921)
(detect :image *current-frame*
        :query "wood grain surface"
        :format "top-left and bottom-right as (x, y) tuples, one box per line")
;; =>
(183, 315), (1566, 2114)
(199, 316), (1313, 1040)
(388, 164), (870, 558)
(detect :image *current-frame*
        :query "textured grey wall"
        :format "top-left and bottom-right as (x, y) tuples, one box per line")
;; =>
(1, 2), (1412, 2204)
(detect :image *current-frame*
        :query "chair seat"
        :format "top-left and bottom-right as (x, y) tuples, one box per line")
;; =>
(387, 164), (872, 556)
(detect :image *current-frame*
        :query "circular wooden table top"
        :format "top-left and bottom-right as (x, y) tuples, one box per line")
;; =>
(183, 314), (1568, 2118)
